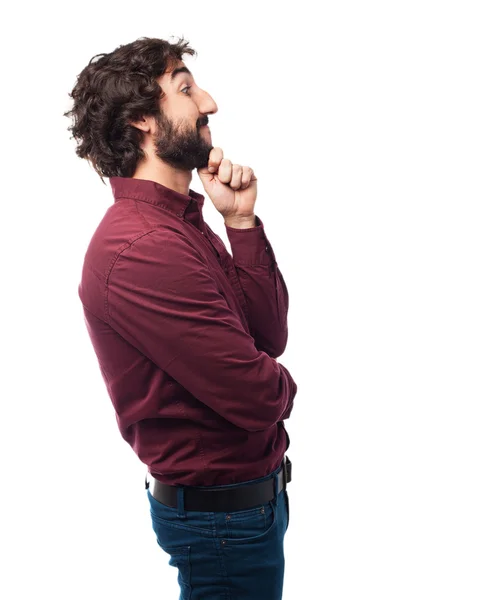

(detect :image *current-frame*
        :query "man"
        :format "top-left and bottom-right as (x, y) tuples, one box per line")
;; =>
(65, 36), (297, 599)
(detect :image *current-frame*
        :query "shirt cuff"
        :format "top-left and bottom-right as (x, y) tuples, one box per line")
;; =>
(225, 216), (276, 266)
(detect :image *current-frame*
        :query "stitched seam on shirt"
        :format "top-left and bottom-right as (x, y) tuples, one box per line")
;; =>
(114, 195), (190, 215)
(233, 260), (276, 267)
(104, 228), (209, 324)
(104, 228), (159, 324)
(132, 199), (191, 225)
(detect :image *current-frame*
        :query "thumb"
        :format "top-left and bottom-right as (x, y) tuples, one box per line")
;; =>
(196, 166), (216, 186)
(197, 166), (209, 178)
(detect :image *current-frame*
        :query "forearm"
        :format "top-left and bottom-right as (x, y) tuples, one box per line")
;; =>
(225, 215), (290, 358)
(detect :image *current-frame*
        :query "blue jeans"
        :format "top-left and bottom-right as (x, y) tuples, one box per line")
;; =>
(146, 461), (290, 599)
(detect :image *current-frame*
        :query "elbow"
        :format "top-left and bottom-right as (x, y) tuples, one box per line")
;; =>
(245, 383), (295, 433)
(263, 328), (289, 359)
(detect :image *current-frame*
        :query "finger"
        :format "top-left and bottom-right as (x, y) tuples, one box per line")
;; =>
(240, 166), (254, 189)
(208, 147), (224, 173)
(217, 158), (232, 184)
(230, 165), (243, 190)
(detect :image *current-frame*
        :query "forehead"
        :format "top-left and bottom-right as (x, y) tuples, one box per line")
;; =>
(164, 61), (193, 83)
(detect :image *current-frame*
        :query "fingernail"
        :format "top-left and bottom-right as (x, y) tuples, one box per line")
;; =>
(208, 166), (215, 172)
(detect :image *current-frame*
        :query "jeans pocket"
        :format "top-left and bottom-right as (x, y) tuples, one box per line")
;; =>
(224, 500), (277, 544)
(147, 489), (215, 535)
(158, 545), (192, 600)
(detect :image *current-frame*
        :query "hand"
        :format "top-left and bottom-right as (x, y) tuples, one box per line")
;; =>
(197, 147), (257, 219)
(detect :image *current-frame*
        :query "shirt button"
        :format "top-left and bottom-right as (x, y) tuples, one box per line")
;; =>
(265, 246), (269, 252)
(176, 212), (182, 217)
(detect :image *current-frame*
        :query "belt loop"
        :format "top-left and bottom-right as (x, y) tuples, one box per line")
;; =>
(176, 486), (186, 519)
(145, 473), (149, 490)
(283, 456), (287, 492)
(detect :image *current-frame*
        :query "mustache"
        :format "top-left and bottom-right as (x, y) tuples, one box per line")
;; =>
(198, 117), (209, 128)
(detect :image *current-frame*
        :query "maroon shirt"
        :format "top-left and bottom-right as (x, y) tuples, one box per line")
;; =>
(78, 176), (297, 486)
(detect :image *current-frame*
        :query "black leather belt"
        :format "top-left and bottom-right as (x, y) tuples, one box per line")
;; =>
(146, 455), (292, 512)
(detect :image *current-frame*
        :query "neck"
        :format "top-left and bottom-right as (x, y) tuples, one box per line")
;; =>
(132, 157), (193, 197)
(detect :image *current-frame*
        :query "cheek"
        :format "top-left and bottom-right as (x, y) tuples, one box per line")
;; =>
(164, 99), (199, 130)
(190, 105), (200, 121)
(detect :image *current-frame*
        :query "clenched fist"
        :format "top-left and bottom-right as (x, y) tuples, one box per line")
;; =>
(197, 147), (257, 219)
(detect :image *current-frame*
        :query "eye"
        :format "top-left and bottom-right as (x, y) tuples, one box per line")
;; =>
(181, 86), (192, 96)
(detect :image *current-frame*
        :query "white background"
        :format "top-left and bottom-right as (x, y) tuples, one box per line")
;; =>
(1, 1), (478, 598)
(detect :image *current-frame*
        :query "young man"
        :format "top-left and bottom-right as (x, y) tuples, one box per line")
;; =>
(65, 36), (296, 600)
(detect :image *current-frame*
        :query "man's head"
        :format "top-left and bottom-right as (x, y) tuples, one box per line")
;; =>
(64, 37), (218, 181)
(142, 62), (217, 173)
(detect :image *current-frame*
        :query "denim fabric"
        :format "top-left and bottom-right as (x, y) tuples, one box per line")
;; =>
(146, 461), (290, 599)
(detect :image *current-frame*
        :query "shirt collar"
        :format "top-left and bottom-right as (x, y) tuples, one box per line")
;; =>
(109, 176), (205, 217)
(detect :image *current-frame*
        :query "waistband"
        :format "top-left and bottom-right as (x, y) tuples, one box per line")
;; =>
(145, 455), (292, 512)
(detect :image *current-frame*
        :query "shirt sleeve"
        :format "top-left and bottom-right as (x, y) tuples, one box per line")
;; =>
(225, 216), (290, 358)
(106, 228), (297, 432)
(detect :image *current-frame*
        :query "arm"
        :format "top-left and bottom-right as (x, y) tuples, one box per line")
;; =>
(106, 228), (297, 431)
(197, 148), (290, 358)
(224, 215), (290, 358)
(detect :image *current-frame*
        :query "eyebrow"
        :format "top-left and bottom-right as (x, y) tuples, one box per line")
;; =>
(170, 66), (192, 82)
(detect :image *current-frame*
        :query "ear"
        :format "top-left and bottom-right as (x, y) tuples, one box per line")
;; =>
(129, 115), (155, 134)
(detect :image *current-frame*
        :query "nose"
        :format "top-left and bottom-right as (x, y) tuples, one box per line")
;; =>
(199, 89), (218, 117)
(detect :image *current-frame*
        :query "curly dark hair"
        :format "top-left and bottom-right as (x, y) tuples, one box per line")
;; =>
(63, 36), (197, 182)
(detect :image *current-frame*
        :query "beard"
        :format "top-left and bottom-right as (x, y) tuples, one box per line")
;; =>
(153, 112), (212, 171)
